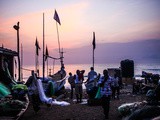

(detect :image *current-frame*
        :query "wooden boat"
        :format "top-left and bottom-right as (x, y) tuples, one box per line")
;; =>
(39, 73), (67, 97)
(49, 69), (66, 81)
(32, 12), (67, 100)
(0, 47), (29, 120)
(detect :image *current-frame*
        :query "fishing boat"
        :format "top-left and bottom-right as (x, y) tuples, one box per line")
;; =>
(48, 65), (66, 81)
(39, 72), (67, 98)
(31, 12), (67, 100)
(0, 47), (29, 120)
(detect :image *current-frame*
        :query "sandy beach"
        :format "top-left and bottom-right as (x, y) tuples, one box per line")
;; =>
(20, 86), (146, 120)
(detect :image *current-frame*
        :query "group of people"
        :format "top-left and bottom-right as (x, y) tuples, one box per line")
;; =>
(68, 70), (85, 103)
(68, 67), (121, 119)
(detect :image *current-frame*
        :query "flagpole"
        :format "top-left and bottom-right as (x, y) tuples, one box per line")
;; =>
(92, 32), (95, 69)
(37, 47), (39, 77)
(35, 46), (38, 76)
(56, 22), (61, 55)
(21, 43), (23, 81)
(93, 48), (94, 69)
(47, 58), (48, 76)
(53, 60), (55, 74)
(43, 13), (45, 80)
(54, 9), (63, 68)
(35, 44), (37, 74)
(13, 22), (20, 81)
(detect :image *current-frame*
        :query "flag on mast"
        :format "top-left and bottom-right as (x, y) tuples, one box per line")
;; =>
(45, 45), (49, 61)
(35, 37), (41, 56)
(54, 9), (61, 25)
(92, 32), (96, 50)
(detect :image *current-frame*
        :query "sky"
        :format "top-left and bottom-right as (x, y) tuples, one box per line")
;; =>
(0, 0), (160, 65)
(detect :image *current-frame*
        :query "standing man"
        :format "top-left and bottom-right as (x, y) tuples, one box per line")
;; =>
(98, 69), (112, 119)
(87, 67), (97, 83)
(75, 70), (85, 103)
(112, 73), (120, 99)
(68, 72), (75, 99)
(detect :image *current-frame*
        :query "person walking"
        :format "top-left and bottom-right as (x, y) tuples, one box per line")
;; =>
(68, 72), (75, 99)
(98, 69), (112, 119)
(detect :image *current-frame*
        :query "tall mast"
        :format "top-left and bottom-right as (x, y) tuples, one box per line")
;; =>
(93, 47), (94, 69)
(92, 32), (96, 69)
(60, 48), (64, 68)
(54, 9), (63, 68)
(56, 22), (61, 55)
(13, 22), (20, 81)
(43, 13), (45, 80)
(21, 43), (23, 81)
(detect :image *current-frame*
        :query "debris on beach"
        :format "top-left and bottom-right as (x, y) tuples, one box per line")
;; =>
(118, 101), (147, 117)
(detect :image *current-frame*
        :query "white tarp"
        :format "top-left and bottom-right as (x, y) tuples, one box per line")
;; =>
(36, 79), (70, 106)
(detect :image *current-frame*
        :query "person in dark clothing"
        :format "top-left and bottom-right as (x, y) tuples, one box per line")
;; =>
(111, 73), (120, 99)
(74, 70), (85, 103)
(98, 69), (112, 119)
(68, 72), (75, 99)
(25, 70), (40, 112)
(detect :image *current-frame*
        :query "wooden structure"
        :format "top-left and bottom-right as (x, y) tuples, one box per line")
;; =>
(0, 47), (29, 120)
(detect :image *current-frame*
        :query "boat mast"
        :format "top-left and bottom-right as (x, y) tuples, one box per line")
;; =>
(92, 32), (96, 69)
(60, 48), (64, 68)
(43, 13), (45, 80)
(55, 21), (64, 68)
(54, 9), (63, 68)
(13, 22), (21, 81)
(21, 43), (23, 81)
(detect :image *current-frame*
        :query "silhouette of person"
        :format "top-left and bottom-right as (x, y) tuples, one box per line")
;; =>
(111, 73), (120, 99)
(87, 67), (97, 83)
(25, 70), (40, 112)
(74, 70), (85, 103)
(68, 72), (75, 99)
(98, 69), (112, 119)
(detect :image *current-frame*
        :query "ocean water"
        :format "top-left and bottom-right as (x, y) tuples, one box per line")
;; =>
(21, 63), (160, 88)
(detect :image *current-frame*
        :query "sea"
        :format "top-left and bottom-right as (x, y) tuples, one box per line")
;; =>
(21, 63), (160, 89)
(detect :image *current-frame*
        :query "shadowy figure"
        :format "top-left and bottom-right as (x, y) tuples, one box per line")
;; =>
(98, 69), (112, 119)
(111, 73), (120, 99)
(87, 67), (97, 83)
(74, 70), (85, 103)
(25, 70), (40, 112)
(68, 72), (75, 99)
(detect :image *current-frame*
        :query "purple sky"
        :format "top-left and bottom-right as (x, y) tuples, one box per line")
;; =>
(0, 0), (160, 65)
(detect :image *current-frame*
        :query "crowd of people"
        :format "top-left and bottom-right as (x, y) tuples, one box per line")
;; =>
(68, 67), (121, 119)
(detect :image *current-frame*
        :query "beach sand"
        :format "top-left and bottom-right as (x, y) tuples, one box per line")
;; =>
(20, 86), (145, 120)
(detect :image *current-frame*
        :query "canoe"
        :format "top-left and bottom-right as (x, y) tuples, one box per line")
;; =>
(49, 69), (66, 81)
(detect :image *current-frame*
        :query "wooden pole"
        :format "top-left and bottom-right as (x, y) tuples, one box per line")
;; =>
(53, 60), (55, 74)
(47, 58), (48, 76)
(93, 48), (94, 69)
(35, 46), (38, 76)
(43, 13), (45, 80)
(13, 22), (20, 81)
(21, 43), (23, 81)
(56, 22), (61, 54)
(55, 21), (63, 68)
(92, 32), (95, 69)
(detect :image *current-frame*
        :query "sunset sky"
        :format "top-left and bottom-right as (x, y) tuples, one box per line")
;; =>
(0, 0), (160, 65)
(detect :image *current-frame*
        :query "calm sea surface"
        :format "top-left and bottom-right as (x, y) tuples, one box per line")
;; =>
(21, 63), (160, 88)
